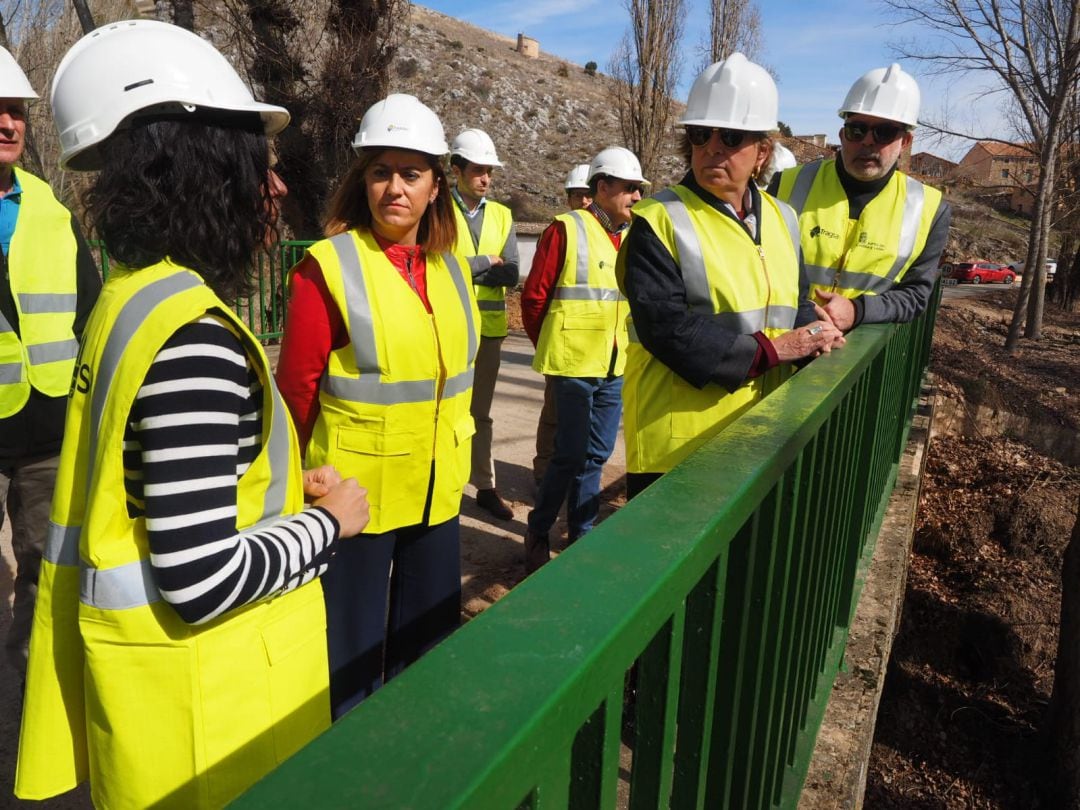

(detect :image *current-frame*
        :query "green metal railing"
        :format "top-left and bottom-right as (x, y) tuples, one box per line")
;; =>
(230, 292), (938, 809)
(89, 241), (313, 341)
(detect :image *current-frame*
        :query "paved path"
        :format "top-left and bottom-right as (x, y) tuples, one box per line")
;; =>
(0, 330), (625, 807)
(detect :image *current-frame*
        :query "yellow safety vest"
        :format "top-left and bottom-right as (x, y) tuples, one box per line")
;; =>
(17, 261), (328, 810)
(0, 169), (80, 417)
(532, 210), (628, 378)
(774, 158), (943, 300)
(453, 199), (514, 337)
(305, 230), (479, 534)
(618, 186), (801, 474)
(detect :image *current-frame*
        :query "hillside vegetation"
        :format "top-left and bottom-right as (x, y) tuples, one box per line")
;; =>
(388, 5), (685, 222)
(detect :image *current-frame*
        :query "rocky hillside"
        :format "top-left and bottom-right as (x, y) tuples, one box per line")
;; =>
(389, 5), (685, 222)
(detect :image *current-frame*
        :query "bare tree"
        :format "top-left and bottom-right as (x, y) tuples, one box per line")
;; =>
(704, 0), (763, 65)
(609, 0), (684, 181)
(236, 0), (408, 238)
(884, 0), (1080, 347)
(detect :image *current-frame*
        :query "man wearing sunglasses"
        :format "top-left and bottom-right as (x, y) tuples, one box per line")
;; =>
(520, 147), (644, 572)
(770, 64), (951, 331)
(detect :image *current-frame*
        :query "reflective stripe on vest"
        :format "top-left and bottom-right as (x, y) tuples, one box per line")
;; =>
(454, 200), (513, 337)
(552, 210), (623, 302)
(0, 170), (80, 416)
(322, 232), (477, 405)
(648, 189), (799, 328)
(784, 159), (929, 294)
(43, 521), (80, 567)
(73, 271), (292, 610)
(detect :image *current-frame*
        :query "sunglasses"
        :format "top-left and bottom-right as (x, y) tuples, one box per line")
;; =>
(842, 121), (906, 145)
(622, 182), (645, 195)
(686, 126), (760, 149)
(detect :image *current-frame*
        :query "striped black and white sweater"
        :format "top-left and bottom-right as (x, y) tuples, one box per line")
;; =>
(123, 315), (337, 625)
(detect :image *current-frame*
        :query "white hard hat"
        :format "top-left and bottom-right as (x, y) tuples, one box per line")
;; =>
(353, 94), (448, 156)
(50, 19), (290, 172)
(0, 47), (37, 99)
(588, 147), (646, 183)
(759, 143), (797, 186)
(565, 163), (590, 190)
(769, 143), (797, 174)
(839, 64), (920, 128)
(680, 52), (778, 132)
(450, 128), (502, 166)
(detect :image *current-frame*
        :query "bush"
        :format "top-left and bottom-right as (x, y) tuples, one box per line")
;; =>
(396, 58), (419, 79)
(472, 77), (493, 100)
(449, 39), (463, 50)
(557, 64), (569, 78)
(584, 61), (597, 76)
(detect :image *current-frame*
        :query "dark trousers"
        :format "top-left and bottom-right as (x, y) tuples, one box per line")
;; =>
(321, 516), (461, 719)
(626, 471), (663, 501)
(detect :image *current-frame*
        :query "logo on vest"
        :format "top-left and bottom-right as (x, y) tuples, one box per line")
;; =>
(809, 225), (840, 240)
(69, 362), (91, 397)
(857, 232), (887, 251)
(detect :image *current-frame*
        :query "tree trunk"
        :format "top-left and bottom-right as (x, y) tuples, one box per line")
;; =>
(610, 0), (684, 181)
(243, 0), (407, 238)
(70, 0), (96, 34)
(171, 0), (196, 30)
(1045, 491), (1080, 807)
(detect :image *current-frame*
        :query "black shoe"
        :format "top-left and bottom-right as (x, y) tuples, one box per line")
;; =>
(524, 529), (551, 574)
(476, 488), (514, 520)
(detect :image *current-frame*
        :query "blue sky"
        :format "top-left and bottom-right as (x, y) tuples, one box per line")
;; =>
(416, 0), (1010, 162)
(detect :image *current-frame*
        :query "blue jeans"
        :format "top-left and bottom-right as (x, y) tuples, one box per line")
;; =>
(528, 375), (623, 539)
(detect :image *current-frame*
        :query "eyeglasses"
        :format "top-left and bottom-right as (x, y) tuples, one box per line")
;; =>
(842, 121), (906, 145)
(686, 126), (759, 149)
(622, 182), (645, 195)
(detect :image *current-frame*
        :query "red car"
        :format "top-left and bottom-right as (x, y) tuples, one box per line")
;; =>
(945, 261), (1016, 285)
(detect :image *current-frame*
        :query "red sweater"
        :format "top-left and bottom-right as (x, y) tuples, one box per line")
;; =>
(275, 232), (431, 452)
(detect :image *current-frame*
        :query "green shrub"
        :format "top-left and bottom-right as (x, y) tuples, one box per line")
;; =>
(584, 61), (597, 76)
(557, 64), (569, 78)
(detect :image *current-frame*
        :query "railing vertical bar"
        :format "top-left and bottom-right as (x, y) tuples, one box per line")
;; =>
(599, 686), (623, 809)
(731, 488), (781, 808)
(535, 752), (573, 810)
(569, 700), (605, 810)
(747, 468), (800, 809)
(814, 411), (846, 668)
(629, 611), (684, 809)
(783, 436), (823, 768)
(672, 558), (727, 810)
(832, 384), (869, 627)
(704, 519), (758, 810)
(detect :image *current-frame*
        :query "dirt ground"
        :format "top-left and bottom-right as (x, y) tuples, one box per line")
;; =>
(929, 287), (1080, 431)
(866, 286), (1080, 808)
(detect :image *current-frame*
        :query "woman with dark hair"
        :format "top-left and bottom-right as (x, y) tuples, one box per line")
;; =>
(16, 20), (367, 809)
(276, 93), (478, 718)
